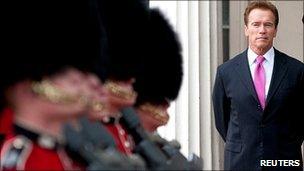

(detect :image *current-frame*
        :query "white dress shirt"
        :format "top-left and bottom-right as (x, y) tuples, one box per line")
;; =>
(247, 47), (274, 97)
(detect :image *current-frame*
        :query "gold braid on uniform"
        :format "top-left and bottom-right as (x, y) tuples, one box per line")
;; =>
(104, 80), (137, 100)
(31, 80), (105, 113)
(138, 103), (169, 125)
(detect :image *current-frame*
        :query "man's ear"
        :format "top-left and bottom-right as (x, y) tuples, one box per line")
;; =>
(273, 27), (277, 38)
(244, 25), (249, 37)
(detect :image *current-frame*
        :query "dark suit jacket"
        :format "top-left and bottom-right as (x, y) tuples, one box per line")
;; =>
(212, 48), (304, 170)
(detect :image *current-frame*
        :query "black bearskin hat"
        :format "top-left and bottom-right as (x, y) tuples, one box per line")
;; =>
(0, 0), (106, 110)
(95, 0), (149, 81)
(134, 9), (183, 106)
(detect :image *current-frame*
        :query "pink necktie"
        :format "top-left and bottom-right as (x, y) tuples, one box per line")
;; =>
(254, 56), (266, 109)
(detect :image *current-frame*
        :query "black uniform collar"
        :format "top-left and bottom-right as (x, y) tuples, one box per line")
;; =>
(0, 133), (4, 146)
(13, 124), (61, 150)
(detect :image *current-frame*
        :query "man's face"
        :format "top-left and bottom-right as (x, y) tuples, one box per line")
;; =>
(245, 8), (277, 54)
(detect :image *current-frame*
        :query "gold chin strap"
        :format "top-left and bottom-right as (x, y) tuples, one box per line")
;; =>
(104, 81), (137, 100)
(90, 100), (105, 113)
(31, 80), (81, 104)
(138, 103), (169, 125)
(31, 80), (105, 113)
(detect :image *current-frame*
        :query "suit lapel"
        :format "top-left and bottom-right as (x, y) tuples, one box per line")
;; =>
(234, 50), (260, 104)
(266, 49), (288, 106)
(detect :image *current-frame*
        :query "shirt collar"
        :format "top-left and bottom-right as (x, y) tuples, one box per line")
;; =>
(247, 47), (274, 66)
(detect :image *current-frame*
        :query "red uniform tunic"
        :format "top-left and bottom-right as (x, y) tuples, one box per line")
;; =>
(0, 125), (83, 171)
(0, 108), (14, 141)
(103, 117), (134, 155)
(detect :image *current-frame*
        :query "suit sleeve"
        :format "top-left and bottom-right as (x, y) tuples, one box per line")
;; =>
(212, 67), (230, 142)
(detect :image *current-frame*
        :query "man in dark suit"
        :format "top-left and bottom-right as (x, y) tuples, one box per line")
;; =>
(212, 1), (304, 170)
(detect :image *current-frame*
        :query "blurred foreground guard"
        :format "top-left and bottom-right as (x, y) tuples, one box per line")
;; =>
(212, 1), (304, 170)
(0, 1), (107, 170)
(94, 0), (149, 155)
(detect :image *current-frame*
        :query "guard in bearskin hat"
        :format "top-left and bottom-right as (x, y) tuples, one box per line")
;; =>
(91, 0), (150, 155)
(132, 10), (204, 170)
(134, 8), (183, 133)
